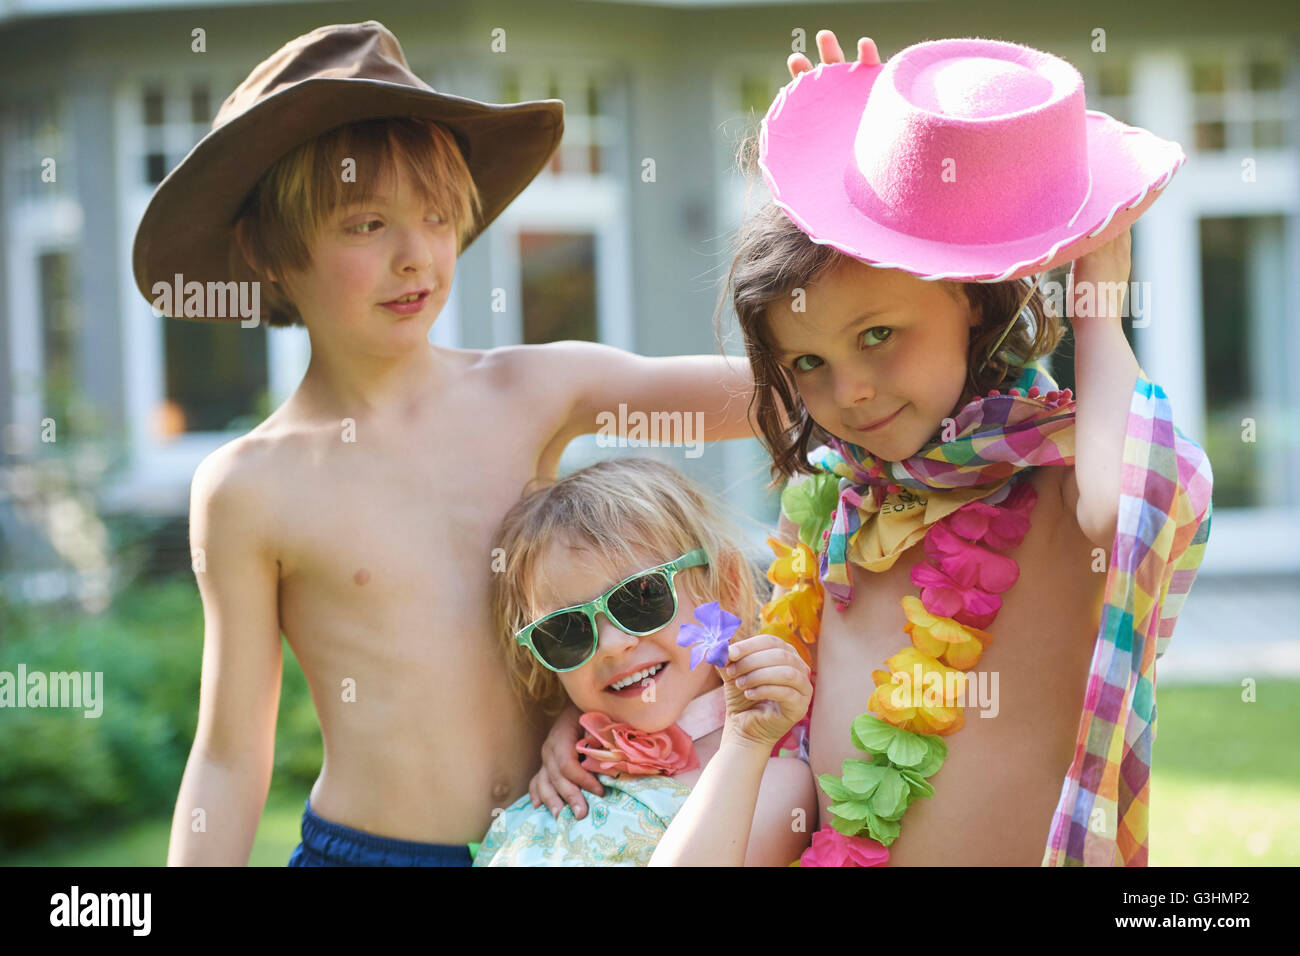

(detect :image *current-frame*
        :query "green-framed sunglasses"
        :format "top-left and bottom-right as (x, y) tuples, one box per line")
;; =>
(515, 548), (709, 673)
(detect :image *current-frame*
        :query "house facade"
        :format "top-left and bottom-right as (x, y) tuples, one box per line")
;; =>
(2, 0), (1298, 605)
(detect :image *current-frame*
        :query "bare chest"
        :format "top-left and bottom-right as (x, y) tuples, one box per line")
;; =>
(809, 468), (1106, 863)
(267, 376), (571, 669)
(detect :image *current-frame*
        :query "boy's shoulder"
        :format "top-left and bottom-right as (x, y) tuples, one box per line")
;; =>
(188, 410), (319, 528)
(189, 424), (279, 516)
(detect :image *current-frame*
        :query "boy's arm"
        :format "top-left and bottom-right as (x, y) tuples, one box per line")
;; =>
(168, 445), (284, 866)
(540, 340), (769, 446)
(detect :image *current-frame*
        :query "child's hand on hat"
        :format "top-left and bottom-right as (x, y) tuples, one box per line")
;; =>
(720, 633), (813, 750)
(788, 30), (881, 79)
(1069, 228), (1132, 323)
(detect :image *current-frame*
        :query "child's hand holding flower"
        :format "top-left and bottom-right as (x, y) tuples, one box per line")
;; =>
(678, 602), (812, 748)
(720, 633), (813, 751)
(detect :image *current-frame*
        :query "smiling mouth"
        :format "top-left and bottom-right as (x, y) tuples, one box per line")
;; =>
(607, 662), (667, 692)
(855, 406), (904, 431)
(383, 291), (428, 305)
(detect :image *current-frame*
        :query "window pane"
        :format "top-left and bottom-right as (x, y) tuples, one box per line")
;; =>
(146, 152), (167, 184)
(190, 84), (211, 125)
(740, 74), (775, 116)
(143, 87), (165, 126)
(1248, 58), (1285, 91)
(1198, 216), (1290, 509)
(162, 319), (269, 435)
(39, 251), (80, 433)
(1097, 62), (1129, 98)
(1191, 60), (1225, 94)
(519, 232), (596, 344)
(501, 72), (521, 104)
(1195, 121), (1226, 151)
(1252, 118), (1286, 149)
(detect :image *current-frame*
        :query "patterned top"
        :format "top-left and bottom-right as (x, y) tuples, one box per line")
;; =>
(473, 773), (693, 867)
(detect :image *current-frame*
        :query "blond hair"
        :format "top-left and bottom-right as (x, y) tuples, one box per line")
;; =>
(230, 117), (482, 327)
(491, 458), (764, 716)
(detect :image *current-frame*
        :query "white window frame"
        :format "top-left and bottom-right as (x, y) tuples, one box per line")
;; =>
(111, 71), (309, 509)
(5, 199), (83, 442)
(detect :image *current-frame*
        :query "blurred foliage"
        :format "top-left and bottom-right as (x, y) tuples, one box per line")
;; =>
(1202, 408), (1257, 509)
(0, 576), (320, 853)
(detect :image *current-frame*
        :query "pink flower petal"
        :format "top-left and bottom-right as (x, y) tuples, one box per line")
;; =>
(800, 829), (890, 867)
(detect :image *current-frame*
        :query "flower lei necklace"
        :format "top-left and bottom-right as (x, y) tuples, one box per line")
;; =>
(758, 364), (1077, 866)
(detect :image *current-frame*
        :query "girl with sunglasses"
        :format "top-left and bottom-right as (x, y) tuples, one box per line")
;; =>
(474, 457), (815, 866)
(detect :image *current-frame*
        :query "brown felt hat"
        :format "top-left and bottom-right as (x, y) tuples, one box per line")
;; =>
(132, 20), (563, 323)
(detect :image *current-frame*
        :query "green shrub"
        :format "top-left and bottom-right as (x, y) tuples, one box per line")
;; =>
(0, 576), (321, 851)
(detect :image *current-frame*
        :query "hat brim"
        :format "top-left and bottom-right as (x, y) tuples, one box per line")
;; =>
(759, 61), (1184, 282)
(133, 77), (562, 319)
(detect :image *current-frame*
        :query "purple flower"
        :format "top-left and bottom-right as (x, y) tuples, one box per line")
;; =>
(676, 601), (742, 670)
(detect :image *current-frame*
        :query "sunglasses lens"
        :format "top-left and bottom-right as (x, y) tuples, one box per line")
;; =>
(531, 612), (596, 670)
(607, 571), (676, 634)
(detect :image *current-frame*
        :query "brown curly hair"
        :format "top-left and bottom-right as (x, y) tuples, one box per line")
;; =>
(719, 202), (1067, 485)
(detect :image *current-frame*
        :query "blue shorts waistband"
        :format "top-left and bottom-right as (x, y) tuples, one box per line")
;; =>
(289, 798), (472, 867)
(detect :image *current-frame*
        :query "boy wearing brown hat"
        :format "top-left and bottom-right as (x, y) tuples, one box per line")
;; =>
(136, 22), (760, 866)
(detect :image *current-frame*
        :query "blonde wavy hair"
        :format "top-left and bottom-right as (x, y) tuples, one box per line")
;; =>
(491, 458), (764, 716)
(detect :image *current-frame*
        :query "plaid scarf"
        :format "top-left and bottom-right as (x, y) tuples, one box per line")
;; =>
(809, 361), (1076, 607)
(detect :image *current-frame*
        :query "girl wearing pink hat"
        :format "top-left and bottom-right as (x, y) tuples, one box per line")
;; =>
(726, 32), (1215, 866)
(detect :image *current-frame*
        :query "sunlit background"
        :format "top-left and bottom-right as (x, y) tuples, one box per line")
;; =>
(1, 0), (1297, 866)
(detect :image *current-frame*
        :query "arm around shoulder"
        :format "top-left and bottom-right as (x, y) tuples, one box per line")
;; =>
(168, 442), (285, 866)
(539, 340), (759, 446)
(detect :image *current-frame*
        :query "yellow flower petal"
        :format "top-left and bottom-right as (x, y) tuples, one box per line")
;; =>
(901, 596), (993, 670)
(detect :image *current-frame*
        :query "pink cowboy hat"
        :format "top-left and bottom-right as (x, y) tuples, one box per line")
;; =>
(759, 37), (1185, 282)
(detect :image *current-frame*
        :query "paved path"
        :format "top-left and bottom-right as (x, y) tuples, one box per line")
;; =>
(1157, 575), (1300, 684)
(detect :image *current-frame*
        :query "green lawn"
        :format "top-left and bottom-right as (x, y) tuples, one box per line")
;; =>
(1149, 681), (1300, 866)
(8, 680), (1297, 866)
(5, 792), (305, 867)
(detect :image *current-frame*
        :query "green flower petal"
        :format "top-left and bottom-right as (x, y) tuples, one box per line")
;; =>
(849, 713), (896, 755)
(865, 811), (901, 847)
(850, 713), (935, 769)
(829, 799), (875, 822)
(886, 732), (930, 767)
(911, 736), (949, 778)
(870, 768), (910, 819)
(817, 774), (854, 803)
(841, 759), (888, 796)
(829, 812), (867, 838)
(782, 473), (840, 552)
(898, 768), (937, 799)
